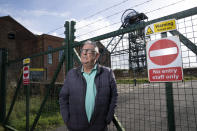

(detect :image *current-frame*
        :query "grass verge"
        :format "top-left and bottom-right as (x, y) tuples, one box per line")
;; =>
(116, 76), (197, 84)
(6, 96), (64, 131)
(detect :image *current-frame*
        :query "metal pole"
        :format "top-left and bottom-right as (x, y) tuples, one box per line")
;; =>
(112, 115), (125, 131)
(69, 21), (76, 69)
(0, 48), (7, 123)
(4, 73), (23, 124)
(161, 32), (175, 131)
(64, 21), (70, 74)
(165, 82), (175, 131)
(23, 58), (30, 131)
(26, 84), (30, 131)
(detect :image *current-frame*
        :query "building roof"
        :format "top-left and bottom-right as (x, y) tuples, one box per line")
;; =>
(0, 15), (66, 42)
(0, 15), (35, 36)
(38, 34), (64, 41)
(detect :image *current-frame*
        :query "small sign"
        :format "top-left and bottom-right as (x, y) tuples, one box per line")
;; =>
(146, 36), (183, 82)
(145, 19), (177, 36)
(148, 39), (179, 65)
(23, 65), (30, 85)
(146, 27), (154, 35)
(30, 68), (45, 71)
(23, 58), (30, 65)
(30, 68), (45, 81)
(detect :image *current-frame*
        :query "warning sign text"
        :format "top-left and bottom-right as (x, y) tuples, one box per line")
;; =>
(149, 67), (182, 82)
(154, 19), (176, 33)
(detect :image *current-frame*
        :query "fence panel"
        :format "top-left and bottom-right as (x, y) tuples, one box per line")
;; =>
(5, 52), (65, 131)
(101, 13), (197, 131)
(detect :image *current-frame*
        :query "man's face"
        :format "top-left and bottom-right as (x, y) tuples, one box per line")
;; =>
(80, 44), (99, 67)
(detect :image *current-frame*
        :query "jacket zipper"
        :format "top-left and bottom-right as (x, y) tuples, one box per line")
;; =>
(90, 73), (100, 125)
(81, 74), (90, 125)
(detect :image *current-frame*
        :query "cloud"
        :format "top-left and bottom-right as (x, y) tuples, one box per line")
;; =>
(14, 17), (40, 34)
(51, 32), (58, 36)
(0, 5), (69, 35)
(32, 30), (43, 35)
(75, 16), (120, 41)
(0, 7), (11, 15)
(0, 5), (70, 18)
(23, 9), (70, 18)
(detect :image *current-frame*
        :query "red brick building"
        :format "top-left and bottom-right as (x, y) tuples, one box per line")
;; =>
(0, 16), (110, 87)
(0, 16), (65, 85)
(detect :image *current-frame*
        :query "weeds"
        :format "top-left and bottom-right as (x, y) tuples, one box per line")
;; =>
(6, 96), (64, 130)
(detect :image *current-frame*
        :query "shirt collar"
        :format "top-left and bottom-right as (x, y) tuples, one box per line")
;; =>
(81, 64), (97, 73)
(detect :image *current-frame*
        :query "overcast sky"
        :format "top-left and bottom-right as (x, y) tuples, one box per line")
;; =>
(0, 0), (197, 41)
(0, 0), (197, 69)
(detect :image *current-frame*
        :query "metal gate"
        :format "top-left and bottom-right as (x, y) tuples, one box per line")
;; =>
(0, 7), (197, 131)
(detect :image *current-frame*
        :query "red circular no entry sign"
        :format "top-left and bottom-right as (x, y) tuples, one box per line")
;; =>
(23, 66), (29, 78)
(148, 39), (179, 65)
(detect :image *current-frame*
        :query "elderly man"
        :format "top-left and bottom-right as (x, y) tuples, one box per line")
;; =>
(59, 40), (118, 131)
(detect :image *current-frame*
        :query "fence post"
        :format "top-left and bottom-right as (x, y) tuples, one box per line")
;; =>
(25, 84), (30, 131)
(70, 21), (76, 69)
(64, 21), (70, 74)
(0, 48), (7, 123)
(23, 58), (31, 131)
(64, 21), (75, 73)
(161, 32), (176, 131)
(165, 82), (175, 131)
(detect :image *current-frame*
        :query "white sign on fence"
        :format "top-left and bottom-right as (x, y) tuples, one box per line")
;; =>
(146, 36), (183, 82)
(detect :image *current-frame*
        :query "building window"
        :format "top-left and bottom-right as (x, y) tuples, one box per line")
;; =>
(48, 46), (53, 64)
(8, 32), (15, 39)
(59, 50), (64, 62)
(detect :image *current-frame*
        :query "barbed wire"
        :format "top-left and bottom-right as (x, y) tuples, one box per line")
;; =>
(58, 32), (65, 36)
(75, 0), (186, 39)
(78, 0), (129, 22)
(43, 0), (130, 36)
(46, 26), (64, 35)
(76, 21), (121, 38)
(144, 0), (185, 15)
(54, 0), (186, 39)
(77, 0), (152, 30)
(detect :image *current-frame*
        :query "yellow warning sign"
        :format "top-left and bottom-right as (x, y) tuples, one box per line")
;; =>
(145, 19), (177, 36)
(154, 19), (176, 33)
(146, 27), (153, 35)
(23, 58), (30, 65)
(30, 68), (45, 71)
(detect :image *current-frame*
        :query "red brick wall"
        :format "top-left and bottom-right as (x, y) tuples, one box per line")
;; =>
(0, 16), (42, 86)
(0, 16), (42, 65)
(41, 34), (65, 82)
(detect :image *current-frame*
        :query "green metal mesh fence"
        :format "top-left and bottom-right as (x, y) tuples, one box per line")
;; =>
(5, 54), (64, 131)
(100, 13), (197, 131)
(3, 7), (197, 131)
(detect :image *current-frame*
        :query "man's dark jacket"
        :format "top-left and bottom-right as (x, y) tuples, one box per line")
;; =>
(59, 65), (118, 131)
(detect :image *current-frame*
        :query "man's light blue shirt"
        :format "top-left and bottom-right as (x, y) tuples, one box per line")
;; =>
(81, 64), (97, 122)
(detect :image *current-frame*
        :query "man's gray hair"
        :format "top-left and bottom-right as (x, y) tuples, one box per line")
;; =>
(83, 40), (99, 53)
